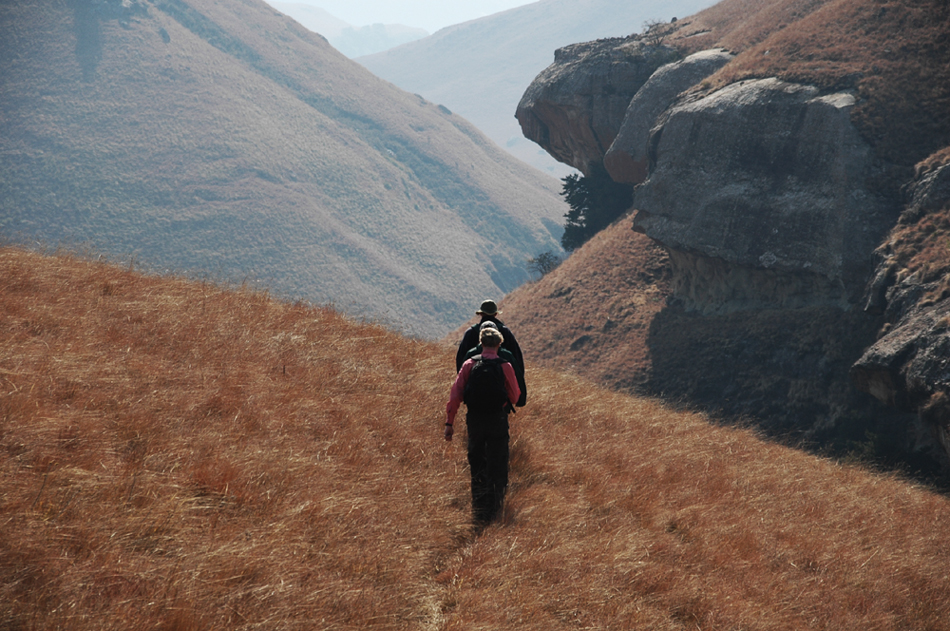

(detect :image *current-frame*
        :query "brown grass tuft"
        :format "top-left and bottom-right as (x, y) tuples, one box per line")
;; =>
(883, 201), (950, 302)
(4, 246), (950, 629)
(496, 215), (670, 393)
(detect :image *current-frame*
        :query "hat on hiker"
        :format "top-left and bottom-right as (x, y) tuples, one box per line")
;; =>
(476, 300), (500, 316)
(479, 320), (498, 330)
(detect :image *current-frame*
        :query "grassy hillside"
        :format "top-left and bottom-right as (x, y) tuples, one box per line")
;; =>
(491, 214), (670, 391)
(5, 247), (950, 629)
(358, 0), (717, 178)
(0, 0), (566, 338)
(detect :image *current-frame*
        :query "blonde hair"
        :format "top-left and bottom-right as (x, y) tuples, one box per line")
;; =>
(479, 327), (504, 348)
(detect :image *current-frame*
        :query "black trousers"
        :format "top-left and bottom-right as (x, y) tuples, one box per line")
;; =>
(466, 408), (510, 524)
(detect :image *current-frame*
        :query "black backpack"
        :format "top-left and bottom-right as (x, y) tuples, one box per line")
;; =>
(463, 355), (509, 412)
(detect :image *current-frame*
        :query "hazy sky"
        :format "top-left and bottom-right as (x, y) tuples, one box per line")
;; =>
(280, 1), (538, 33)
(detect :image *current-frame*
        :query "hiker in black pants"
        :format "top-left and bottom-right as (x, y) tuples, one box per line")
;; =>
(445, 326), (521, 526)
(455, 299), (526, 408)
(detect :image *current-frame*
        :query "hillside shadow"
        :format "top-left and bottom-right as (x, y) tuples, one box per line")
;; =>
(642, 302), (950, 487)
(69, 0), (102, 81)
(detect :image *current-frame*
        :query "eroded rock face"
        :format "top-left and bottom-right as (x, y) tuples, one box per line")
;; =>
(516, 37), (946, 469)
(604, 49), (734, 185)
(516, 38), (680, 175)
(633, 78), (897, 309)
(851, 292), (950, 409)
(852, 164), (950, 440)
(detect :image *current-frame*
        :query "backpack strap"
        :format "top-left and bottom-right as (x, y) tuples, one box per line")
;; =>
(472, 355), (508, 367)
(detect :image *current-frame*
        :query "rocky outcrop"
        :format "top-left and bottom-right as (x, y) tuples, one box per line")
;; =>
(516, 37), (680, 176)
(852, 293), (950, 408)
(520, 45), (896, 311)
(852, 163), (950, 448)
(517, 41), (949, 470)
(632, 77), (898, 310)
(604, 48), (733, 185)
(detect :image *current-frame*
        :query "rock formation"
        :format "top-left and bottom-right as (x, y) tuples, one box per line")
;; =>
(852, 163), (950, 453)
(517, 32), (949, 470)
(632, 77), (897, 312)
(604, 48), (733, 184)
(516, 39), (680, 176)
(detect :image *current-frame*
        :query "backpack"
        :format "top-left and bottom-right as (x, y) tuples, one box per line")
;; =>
(463, 355), (509, 412)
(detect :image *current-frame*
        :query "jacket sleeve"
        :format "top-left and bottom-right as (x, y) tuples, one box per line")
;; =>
(455, 327), (478, 372)
(502, 362), (521, 409)
(513, 362), (527, 408)
(446, 360), (472, 425)
(501, 326), (527, 406)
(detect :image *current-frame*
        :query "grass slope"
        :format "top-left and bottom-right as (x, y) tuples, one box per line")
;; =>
(490, 214), (670, 391)
(4, 247), (950, 629)
(0, 0), (566, 338)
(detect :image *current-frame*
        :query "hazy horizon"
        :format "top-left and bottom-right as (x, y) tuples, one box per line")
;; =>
(263, 0), (538, 32)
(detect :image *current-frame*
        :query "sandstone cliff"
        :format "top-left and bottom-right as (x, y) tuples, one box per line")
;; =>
(516, 39), (681, 176)
(512, 1), (950, 472)
(632, 77), (896, 311)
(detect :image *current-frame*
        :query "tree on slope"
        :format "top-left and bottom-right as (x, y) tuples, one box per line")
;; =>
(560, 165), (633, 251)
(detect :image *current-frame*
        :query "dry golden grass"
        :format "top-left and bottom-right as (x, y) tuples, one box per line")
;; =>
(1, 247), (461, 629)
(884, 205), (950, 305)
(496, 215), (670, 392)
(4, 247), (950, 630)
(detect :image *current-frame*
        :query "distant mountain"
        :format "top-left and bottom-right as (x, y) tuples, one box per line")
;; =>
(268, 2), (428, 57)
(266, 2), (349, 38)
(0, 0), (567, 337)
(330, 23), (429, 58)
(357, 0), (718, 178)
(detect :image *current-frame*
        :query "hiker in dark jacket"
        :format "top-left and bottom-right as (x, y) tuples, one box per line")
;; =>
(445, 326), (520, 526)
(463, 321), (517, 366)
(455, 300), (526, 407)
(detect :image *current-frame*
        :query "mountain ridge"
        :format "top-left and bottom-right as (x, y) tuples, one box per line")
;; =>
(0, 0), (566, 337)
(267, 2), (428, 57)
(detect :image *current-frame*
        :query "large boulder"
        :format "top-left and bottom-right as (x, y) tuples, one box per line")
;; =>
(516, 37), (680, 176)
(604, 48), (733, 185)
(632, 77), (898, 311)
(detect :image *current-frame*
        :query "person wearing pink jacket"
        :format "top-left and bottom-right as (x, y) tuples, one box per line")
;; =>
(445, 326), (521, 526)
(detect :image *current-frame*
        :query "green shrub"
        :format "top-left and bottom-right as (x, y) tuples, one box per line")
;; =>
(527, 251), (562, 278)
(560, 165), (633, 251)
